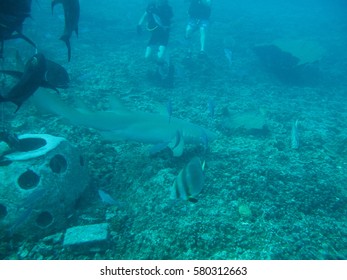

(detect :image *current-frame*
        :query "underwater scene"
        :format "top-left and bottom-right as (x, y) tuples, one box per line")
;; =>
(0, 0), (346, 260)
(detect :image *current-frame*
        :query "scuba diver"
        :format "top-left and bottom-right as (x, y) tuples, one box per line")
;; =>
(0, 0), (36, 59)
(185, 0), (212, 57)
(137, 0), (174, 85)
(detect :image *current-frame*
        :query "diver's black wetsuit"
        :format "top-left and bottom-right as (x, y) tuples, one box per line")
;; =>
(146, 3), (173, 47)
(188, 0), (211, 21)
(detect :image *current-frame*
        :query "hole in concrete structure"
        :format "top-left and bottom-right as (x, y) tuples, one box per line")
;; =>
(17, 138), (47, 152)
(36, 211), (53, 228)
(49, 154), (67, 173)
(0, 204), (7, 219)
(18, 170), (40, 189)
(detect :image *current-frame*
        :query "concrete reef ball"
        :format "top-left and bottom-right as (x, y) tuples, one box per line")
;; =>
(0, 134), (89, 239)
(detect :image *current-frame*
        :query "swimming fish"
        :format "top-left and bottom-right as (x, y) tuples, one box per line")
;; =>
(171, 157), (205, 203)
(98, 189), (123, 207)
(0, 0), (36, 58)
(224, 48), (233, 68)
(291, 119), (299, 149)
(166, 100), (172, 123)
(45, 59), (70, 88)
(14, 50), (69, 89)
(207, 99), (215, 117)
(0, 53), (58, 112)
(52, 0), (80, 62)
(32, 92), (217, 157)
(200, 130), (209, 153)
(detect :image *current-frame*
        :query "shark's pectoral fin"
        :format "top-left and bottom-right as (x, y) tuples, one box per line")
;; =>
(40, 80), (59, 93)
(149, 142), (170, 156)
(13, 102), (23, 113)
(168, 130), (185, 157)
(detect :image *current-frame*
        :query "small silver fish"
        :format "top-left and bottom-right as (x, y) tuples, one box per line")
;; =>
(166, 100), (172, 123)
(98, 189), (123, 207)
(224, 48), (233, 67)
(200, 131), (209, 153)
(208, 99), (215, 117)
(291, 119), (299, 149)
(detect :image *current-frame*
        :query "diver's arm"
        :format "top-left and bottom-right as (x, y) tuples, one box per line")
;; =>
(137, 11), (148, 35)
(138, 12), (148, 26)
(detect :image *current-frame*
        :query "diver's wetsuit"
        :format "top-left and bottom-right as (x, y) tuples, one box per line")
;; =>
(146, 3), (173, 47)
(188, 0), (211, 28)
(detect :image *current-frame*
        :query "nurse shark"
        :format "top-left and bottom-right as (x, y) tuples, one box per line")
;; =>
(33, 92), (217, 156)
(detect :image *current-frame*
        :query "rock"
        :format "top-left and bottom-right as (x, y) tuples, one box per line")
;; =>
(238, 203), (252, 219)
(253, 39), (324, 84)
(63, 223), (109, 247)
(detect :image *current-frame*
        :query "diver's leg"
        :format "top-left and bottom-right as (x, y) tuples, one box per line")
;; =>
(157, 45), (166, 62)
(157, 45), (171, 79)
(185, 21), (196, 57)
(185, 24), (194, 39)
(145, 46), (153, 60)
(199, 27), (206, 53)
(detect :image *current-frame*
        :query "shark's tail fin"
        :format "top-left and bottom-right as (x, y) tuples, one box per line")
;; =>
(60, 35), (71, 62)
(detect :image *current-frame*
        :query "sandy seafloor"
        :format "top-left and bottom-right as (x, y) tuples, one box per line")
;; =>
(0, 0), (346, 259)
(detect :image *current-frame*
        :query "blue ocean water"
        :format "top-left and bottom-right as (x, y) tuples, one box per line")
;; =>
(0, 0), (346, 260)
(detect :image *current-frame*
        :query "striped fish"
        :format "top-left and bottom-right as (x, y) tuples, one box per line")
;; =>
(171, 157), (205, 203)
